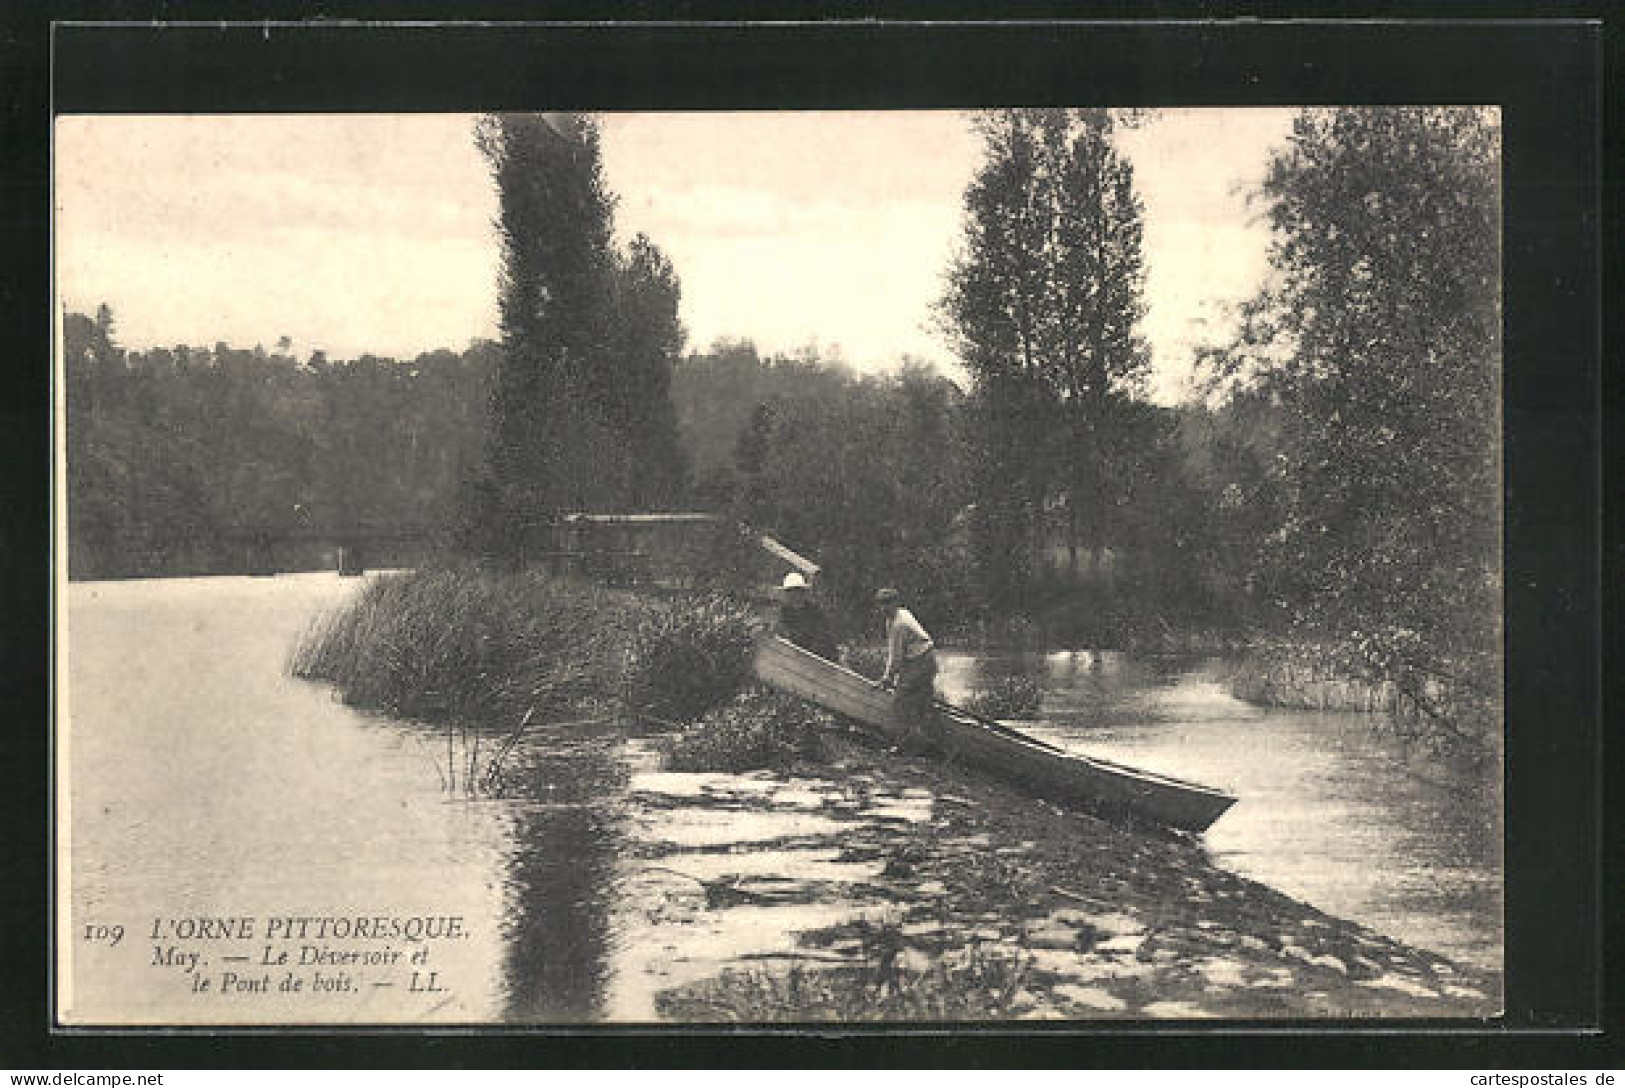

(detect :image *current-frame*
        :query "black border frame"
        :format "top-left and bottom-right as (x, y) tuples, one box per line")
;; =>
(4, 6), (1614, 1069)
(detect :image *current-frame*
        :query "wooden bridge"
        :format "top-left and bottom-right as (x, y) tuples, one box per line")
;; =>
(519, 513), (820, 597)
(217, 526), (439, 577)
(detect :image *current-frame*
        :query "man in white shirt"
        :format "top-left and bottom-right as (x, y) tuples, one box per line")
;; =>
(876, 587), (938, 747)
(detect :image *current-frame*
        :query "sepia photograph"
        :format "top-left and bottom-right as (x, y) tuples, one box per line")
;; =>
(54, 103), (1507, 1026)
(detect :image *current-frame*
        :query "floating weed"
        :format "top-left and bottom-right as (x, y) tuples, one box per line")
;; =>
(962, 675), (1044, 720)
(666, 689), (835, 773)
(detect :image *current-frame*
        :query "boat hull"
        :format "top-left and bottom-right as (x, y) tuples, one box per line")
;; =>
(752, 636), (1237, 833)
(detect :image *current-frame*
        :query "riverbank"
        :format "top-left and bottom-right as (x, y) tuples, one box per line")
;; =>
(622, 727), (1501, 1021)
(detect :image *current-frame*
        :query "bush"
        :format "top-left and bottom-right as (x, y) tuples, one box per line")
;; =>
(666, 688), (833, 772)
(622, 592), (761, 724)
(290, 569), (641, 724)
(962, 675), (1044, 720)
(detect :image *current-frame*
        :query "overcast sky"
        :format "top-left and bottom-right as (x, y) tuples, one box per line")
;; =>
(55, 109), (1295, 403)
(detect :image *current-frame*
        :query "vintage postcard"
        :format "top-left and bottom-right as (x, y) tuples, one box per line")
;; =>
(55, 104), (1506, 1026)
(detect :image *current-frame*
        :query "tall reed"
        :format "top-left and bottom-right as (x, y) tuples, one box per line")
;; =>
(291, 570), (764, 735)
(290, 569), (642, 725)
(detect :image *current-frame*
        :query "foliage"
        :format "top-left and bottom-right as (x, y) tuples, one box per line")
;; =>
(1199, 107), (1502, 750)
(938, 109), (1155, 611)
(670, 339), (782, 505)
(475, 113), (618, 530)
(675, 344), (974, 631)
(473, 114), (688, 553)
(621, 592), (761, 723)
(290, 569), (641, 725)
(62, 310), (494, 580)
(609, 233), (691, 509)
(962, 675), (1044, 720)
(665, 688), (833, 772)
(293, 570), (766, 740)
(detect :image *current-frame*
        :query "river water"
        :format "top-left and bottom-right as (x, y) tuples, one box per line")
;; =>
(59, 574), (1501, 1025)
(935, 651), (1503, 975)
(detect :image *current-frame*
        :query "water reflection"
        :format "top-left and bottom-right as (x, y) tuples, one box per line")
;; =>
(492, 728), (627, 1022)
(65, 572), (641, 1025)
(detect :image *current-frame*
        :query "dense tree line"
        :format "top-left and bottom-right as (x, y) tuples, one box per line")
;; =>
(62, 307), (495, 579)
(668, 335), (1238, 642)
(673, 343), (973, 630)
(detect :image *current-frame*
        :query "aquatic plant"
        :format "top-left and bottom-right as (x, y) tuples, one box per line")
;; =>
(665, 688), (833, 772)
(621, 592), (760, 724)
(293, 571), (771, 752)
(962, 675), (1044, 720)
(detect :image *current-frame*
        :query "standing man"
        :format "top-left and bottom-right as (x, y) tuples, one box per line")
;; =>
(779, 571), (839, 660)
(875, 587), (938, 748)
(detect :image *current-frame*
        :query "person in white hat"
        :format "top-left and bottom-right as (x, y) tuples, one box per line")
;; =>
(777, 571), (838, 660)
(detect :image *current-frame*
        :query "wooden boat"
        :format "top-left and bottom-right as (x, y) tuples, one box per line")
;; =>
(753, 636), (1238, 833)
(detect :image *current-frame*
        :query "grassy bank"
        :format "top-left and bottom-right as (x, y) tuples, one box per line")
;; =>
(292, 569), (760, 738)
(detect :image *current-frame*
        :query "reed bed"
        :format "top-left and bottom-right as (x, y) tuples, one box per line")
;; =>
(291, 570), (785, 780)
(290, 569), (640, 725)
(1224, 642), (1498, 763)
(620, 592), (761, 723)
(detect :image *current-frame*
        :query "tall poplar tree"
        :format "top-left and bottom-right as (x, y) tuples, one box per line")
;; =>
(473, 114), (689, 550)
(939, 109), (1151, 607)
(475, 113), (620, 544)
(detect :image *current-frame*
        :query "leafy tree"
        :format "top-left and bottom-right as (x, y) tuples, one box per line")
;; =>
(1208, 107), (1501, 751)
(609, 233), (689, 509)
(721, 351), (971, 630)
(938, 109), (1153, 609)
